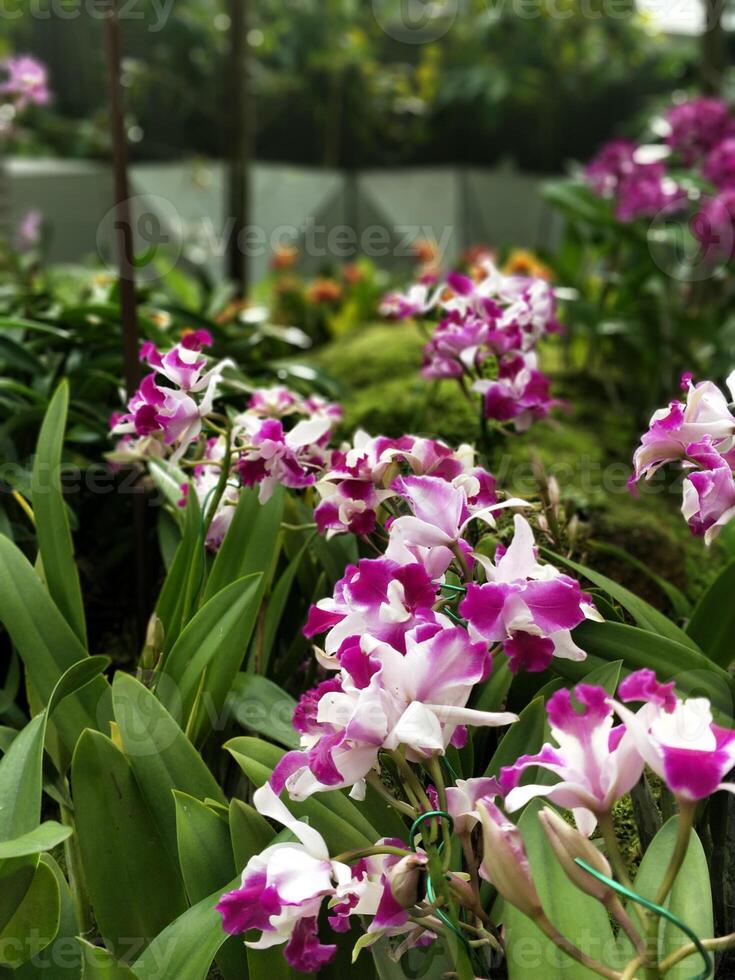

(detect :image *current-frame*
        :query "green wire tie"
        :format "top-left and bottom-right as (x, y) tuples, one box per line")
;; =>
(574, 858), (713, 980)
(409, 810), (485, 968)
(440, 583), (467, 594)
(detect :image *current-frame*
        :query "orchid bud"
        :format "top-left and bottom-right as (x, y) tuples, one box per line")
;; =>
(388, 853), (428, 909)
(140, 613), (164, 670)
(477, 799), (542, 919)
(539, 808), (614, 904)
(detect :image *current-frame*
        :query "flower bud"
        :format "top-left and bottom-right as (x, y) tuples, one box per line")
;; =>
(388, 853), (428, 909)
(539, 808), (613, 904)
(477, 800), (542, 919)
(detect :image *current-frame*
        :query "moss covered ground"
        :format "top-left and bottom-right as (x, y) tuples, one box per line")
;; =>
(306, 322), (731, 611)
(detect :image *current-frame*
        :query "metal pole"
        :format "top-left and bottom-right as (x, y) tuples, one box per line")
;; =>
(701, 0), (727, 95)
(227, 0), (250, 291)
(104, 3), (140, 395)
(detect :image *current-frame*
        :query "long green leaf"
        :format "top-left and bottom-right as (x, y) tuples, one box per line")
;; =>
(132, 878), (238, 980)
(155, 489), (203, 650)
(203, 487), (284, 602)
(485, 698), (546, 779)
(0, 537), (111, 754)
(159, 575), (264, 743)
(685, 559), (735, 670)
(13, 854), (82, 979)
(573, 620), (735, 719)
(0, 858), (59, 969)
(0, 822), (72, 860)
(31, 380), (87, 645)
(545, 550), (700, 652)
(225, 674), (299, 749)
(112, 673), (225, 864)
(76, 939), (137, 978)
(71, 730), (187, 959)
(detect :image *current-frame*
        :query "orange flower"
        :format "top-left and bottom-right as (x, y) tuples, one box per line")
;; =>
(306, 278), (342, 304)
(341, 262), (363, 285)
(271, 244), (299, 271)
(502, 248), (553, 281)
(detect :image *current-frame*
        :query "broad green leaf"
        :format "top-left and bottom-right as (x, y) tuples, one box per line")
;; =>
(545, 550), (700, 652)
(13, 854), (81, 979)
(159, 576), (264, 744)
(75, 939), (136, 978)
(226, 737), (374, 854)
(0, 822), (71, 860)
(503, 801), (617, 979)
(0, 656), (109, 839)
(203, 486), (284, 602)
(485, 698), (545, 779)
(229, 799), (275, 871)
(71, 730), (187, 958)
(174, 793), (234, 904)
(0, 859), (59, 968)
(686, 559), (735, 669)
(619, 818), (713, 978)
(132, 878), (238, 980)
(31, 381), (87, 645)
(576, 658), (623, 695)
(246, 948), (302, 980)
(225, 674), (299, 749)
(0, 537), (112, 754)
(573, 620), (735, 719)
(112, 674), (225, 864)
(174, 793), (245, 980)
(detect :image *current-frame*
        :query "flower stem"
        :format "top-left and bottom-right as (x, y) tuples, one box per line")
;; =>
(654, 801), (695, 906)
(333, 844), (412, 864)
(366, 771), (416, 818)
(658, 931), (735, 973)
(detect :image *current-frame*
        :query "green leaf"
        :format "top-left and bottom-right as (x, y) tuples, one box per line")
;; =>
(204, 487), (284, 602)
(588, 541), (691, 620)
(545, 550), (700, 652)
(0, 656), (110, 839)
(13, 854), (81, 979)
(155, 489), (203, 650)
(225, 674), (299, 749)
(260, 536), (313, 672)
(159, 575), (264, 744)
(485, 698), (546, 779)
(246, 948), (302, 980)
(0, 536), (112, 754)
(111, 673), (225, 864)
(226, 737), (375, 854)
(75, 939), (137, 978)
(618, 818), (713, 978)
(0, 822), (72, 860)
(503, 801), (617, 979)
(174, 793), (234, 904)
(573, 620), (735, 719)
(174, 793), (246, 980)
(71, 730), (187, 958)
(31, 380), (87, 645)
(0, 858), (59, 968)
(228, 799), (275, 871)
(132, 879), (238, 980)
(685, 559), (735, 670)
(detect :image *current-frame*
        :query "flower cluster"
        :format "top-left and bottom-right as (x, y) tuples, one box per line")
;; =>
(629, 371), (735, 544)
(585, 138), (685, 222)
(585, 96), (735, 258)
(0, 55), (50, 112)
(218, 666), (735, 972)
(381, 257), (560, 431)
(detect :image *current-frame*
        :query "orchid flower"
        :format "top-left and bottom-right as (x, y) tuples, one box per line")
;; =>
(460, 514), (601, 673)
(501, 683), (645, 836)
(611, 669), (735, 803)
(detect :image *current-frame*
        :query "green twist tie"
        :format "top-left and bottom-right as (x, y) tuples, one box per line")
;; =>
(574, 858), (713, 980)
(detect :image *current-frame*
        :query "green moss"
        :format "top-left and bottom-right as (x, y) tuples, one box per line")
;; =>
(305, 323), (730, 607)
